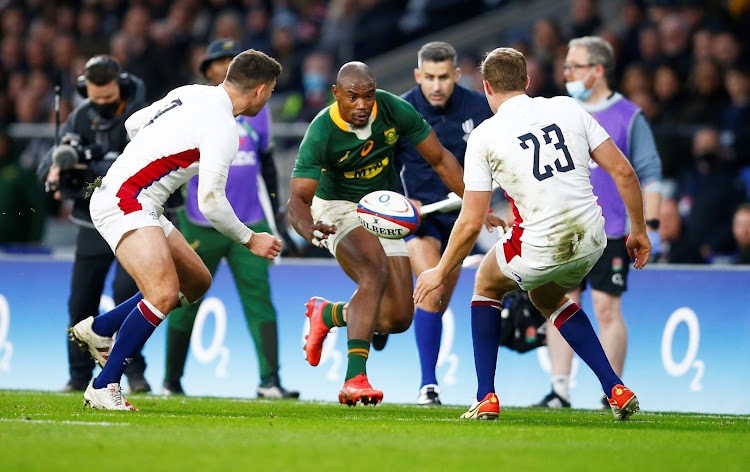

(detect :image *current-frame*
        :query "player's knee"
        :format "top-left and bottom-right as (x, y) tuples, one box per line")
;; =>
(183, 268), (212, 302)
(419, 284), (448, 312)
(594, 307), (620, 328)
(592, 297), (621, 327)
(149, 290), (180, 315)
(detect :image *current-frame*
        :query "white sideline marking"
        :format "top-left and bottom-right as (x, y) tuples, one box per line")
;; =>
(0, 418), (130, 426)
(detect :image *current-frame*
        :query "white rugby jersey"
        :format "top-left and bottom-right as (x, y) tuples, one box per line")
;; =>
(464, 94), (610, 267)
(98, 84), (252, 244)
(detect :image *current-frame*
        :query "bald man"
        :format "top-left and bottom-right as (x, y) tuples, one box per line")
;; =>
(288, 62), (496, 405)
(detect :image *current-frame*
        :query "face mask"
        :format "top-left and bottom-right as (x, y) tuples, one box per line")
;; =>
(565, 68), (595, 101)
(303, 72), (326, 95)
(93, 100), (121, 119)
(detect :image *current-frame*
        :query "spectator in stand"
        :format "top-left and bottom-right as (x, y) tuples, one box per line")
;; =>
(525, 56), (559, 98)
(568, 0), (601, 39)
(637, 25), (662, 71)
(319, 0), (357, 63)
(243, 6), (273, 53)
(712, 31), (744, 70)
(657, 198), (682, 263)
(619, 0), (646, 66)
(691, 28), (714, 63)
(658, 14), (692, 76)
(620, 64), (652, 98)
(270, 24), (302, 93)
(531, 18), (560, 70)
(629, 89), (660, 123)
(672, 128), (746, 263)
(281, 51), (335, 123)
(51, 35), (80, 101)
(651, 64), (689, 187)
(721, 66), (750, 170)
(77, 7), (110, 58)
(211, 10), (243, 42)
(732, 204), (750, 264)
(118, 5), (164, 101)
(1, 36), (24, 73)
(679, 59), (728, 125)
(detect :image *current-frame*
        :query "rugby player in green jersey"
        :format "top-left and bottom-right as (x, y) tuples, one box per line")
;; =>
(288, 62), (481, 405)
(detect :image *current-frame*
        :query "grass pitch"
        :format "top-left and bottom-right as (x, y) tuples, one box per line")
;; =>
(1, 390), (748, 471)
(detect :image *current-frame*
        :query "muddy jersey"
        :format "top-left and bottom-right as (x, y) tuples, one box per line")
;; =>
(291, 89), (431, 203)
(463, 94), (610, 268)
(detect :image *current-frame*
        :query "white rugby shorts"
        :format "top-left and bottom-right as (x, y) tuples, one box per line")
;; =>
(310, 196), (408, 258)
(89, 187), (175, 254)
(494, 229), (606, 291)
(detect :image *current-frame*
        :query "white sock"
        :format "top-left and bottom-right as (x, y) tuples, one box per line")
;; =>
(552, 375), (570, 400)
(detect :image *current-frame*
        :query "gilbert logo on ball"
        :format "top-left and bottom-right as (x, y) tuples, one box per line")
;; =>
(357, 190), (420, 239)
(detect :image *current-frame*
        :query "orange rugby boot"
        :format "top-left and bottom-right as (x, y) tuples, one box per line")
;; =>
(606, 384), (640, 421)
(303, 297), (332, 366)
(460, 392), (500, 420)
(338, 374), (384, 406)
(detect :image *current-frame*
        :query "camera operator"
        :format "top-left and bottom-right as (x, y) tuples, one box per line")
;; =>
(37, 55), (151, 393)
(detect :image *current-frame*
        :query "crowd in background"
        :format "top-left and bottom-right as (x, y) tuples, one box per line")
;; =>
(1, 0), (749, 264)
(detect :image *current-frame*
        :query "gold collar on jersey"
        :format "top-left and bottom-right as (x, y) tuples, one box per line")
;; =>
(329, 101), (379, 135)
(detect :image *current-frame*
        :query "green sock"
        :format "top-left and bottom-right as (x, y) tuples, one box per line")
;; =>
(345, 339), (370, 381)
(322, 302), (347, 328)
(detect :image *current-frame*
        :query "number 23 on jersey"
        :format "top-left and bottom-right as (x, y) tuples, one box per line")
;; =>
(517, 123), (575, 182)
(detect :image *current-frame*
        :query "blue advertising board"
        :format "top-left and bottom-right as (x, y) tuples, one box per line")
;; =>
(1, 257), (748, 414)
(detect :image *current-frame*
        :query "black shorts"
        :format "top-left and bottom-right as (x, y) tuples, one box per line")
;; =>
(579, 237), (630, 295)
(405, 211), (458, 251)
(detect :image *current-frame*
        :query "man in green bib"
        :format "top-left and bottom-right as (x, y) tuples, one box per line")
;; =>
(288, 62), (469, 405)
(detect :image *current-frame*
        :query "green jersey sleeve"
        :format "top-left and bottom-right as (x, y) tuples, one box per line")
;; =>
(378, 90), (431, 146)
(291, 115), (330, 180)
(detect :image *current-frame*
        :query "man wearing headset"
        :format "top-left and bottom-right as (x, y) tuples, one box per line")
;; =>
(37, 55), (152, 393)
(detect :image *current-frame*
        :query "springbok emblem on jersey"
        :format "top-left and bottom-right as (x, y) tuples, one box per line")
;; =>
(462, 119), (475, 142)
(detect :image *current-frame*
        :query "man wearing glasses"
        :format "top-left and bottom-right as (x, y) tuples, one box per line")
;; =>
(535, 36), (663, 409)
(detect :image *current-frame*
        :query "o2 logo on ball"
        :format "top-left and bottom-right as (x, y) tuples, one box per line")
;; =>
(356, 190), (420, 240)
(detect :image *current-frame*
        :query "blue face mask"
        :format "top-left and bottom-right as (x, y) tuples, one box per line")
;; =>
(303, 72), (326, 94)
(565, 68), (595, 100)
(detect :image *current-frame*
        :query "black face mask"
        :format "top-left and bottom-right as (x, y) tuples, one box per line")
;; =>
(93, 100), (121, 119)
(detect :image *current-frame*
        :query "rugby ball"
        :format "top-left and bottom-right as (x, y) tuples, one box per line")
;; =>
(357, 190), (420, 239)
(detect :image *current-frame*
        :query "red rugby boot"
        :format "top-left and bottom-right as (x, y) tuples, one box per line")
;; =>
(460, 392), (500, 420)
(606, 384), (640, 421)
(338, 374), (384, 406)
(303, 297), (332, 366)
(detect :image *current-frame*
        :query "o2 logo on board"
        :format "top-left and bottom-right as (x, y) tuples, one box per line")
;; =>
(192, 297), (230, 378)
(661, 307), (703, 391)
(0, 294), (14, 372)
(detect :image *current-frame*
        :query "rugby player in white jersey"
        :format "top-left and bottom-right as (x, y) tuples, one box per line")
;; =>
(414, 48), (651, 421)
(69, 49), (283, 410)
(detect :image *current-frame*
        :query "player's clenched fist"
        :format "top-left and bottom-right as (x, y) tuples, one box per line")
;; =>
(245, 232), (282, 260)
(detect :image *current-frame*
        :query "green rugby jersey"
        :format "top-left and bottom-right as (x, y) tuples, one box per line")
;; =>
(292, 89), (431, 202)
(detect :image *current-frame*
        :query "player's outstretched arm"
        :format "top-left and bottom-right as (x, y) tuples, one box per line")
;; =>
(414, 130), (465, 198)
(287, 177), (337, 248)
(591, 138), (651, 268)
(243, 232), (282, 260)
(197, 168), (281, 259)
(414, 190), (491, 303)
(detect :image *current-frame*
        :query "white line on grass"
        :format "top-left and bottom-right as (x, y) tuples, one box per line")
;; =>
(0, 418), (130, 426)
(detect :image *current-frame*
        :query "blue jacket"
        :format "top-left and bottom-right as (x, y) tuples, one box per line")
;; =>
(396, 84), (492, 206)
